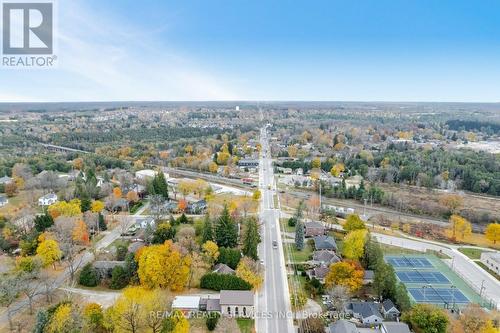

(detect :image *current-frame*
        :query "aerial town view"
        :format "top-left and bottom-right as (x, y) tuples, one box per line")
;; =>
(0, 1), (499, 333)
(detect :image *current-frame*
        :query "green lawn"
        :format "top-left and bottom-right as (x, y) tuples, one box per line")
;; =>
(476, 262), (500, 281)
(458, 247), (485, 260)
(236, 318), (254, 333)
(287, 242), (313, 263)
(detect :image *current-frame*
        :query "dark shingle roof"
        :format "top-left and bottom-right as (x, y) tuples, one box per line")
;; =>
(381, 322), (411, 333)
(314, 235), (337, 250)
(346, 302), (383, 320)
(328, 320), (359, 333)
(382, 299), (398, 313)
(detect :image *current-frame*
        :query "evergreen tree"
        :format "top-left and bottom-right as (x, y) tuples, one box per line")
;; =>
(215, 205), (238, 248)
(153, 172), (169, 199)
(80, 195), (91, 212)
(110, 266), (129, 289)
(201, 214), (214, 243)
(242, 217), (261, 260)
(177, 213), (190, 224)
(295, 220), (304, 250)
(79, 263), (100, 287)
(34, 214), (54, 232)
(98, 213), (107, 231)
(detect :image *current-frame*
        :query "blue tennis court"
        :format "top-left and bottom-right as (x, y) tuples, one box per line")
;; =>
(408, 288), (469, 304)
(386, 256), (434, 268)
(396, 271), (450, 284)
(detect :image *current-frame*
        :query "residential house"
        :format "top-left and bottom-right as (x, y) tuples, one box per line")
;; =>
(311, 250), (341, 266)
(363, 270), (375, 285)
(187, 199), (207, 214)
(0, 195), (7, 207)
(480, 252), (500, 275)
(307, 265), (330, 284)
(38, 193), (58, 206)
(380, 322), (411, 333)
(220, 290), (254, 318)
(345, 302), (383, 326)
(381, 300), (400, 320)
(304, 221), (326, 237)
(313, 235), (337, 251)
(136, 217), (155, 229)
(92, 261), (125, 279)
(212, 263), (235, 275)
(128, 241), (145, 254)
(199, 296), (222, 312)
(0, 176), (13, 185)
(172, 296), (201, 315)
(329, 320), (359, 333)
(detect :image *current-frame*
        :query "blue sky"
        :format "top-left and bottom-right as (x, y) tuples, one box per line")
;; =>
(1, 0), (500, 102)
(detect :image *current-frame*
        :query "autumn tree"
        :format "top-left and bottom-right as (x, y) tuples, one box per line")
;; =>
(113, 187), (122, 199)
(83, 303), (105, 333)
(325, 261), (364, 293)
(72, 220), (90, 245)
(161, 310), (190, 333)
(330, 163), (345, 177)
(344, 214), (366, 232)
(4, 181), (17, 197)
(311, 157), (321, 169)
(485, 223), (500, 244)
(91, 200), (105, 213)
(110, 286), (159, 333)
(236, 257), (263, 290)
(439, 194), (463, 214)
(46, 303), (80, 333)
(136, 240), (191, 291)
(252, 189), (261, 201)
(47, 199), (81, 219)
(151, 222), (176, 244)
(73, 158), (84, 170)
(215, 205), (238, 248)
(202, 240), (220, 264)
(36, 235), (62, 269)
(402, 304), (449, 333)
(448, 214), (472, 241)
(342, 229), (368, 260)
(126, 191), (139, 203)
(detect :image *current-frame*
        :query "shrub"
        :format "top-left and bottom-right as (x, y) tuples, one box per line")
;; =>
(200, 273), (251, 291)
(110, 265), (129, 289)
(116, 244), (128, 261)
(288, 216), (298, 227)
(79, 263), (100, 287)
(206, 312), (220, 331)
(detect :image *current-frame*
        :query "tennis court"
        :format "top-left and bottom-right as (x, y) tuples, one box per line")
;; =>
(396, 271), (450, 284)
(408, 287), (469, 304)
(386, 256), (434, 268)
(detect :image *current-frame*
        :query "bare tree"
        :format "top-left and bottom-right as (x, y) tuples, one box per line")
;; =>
(19, 269), (43, 315)
(0, 275), (22, 330)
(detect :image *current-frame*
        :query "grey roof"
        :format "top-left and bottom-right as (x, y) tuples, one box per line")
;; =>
(314, 235), (337, 250)
(329, 320), (359, 333)
(220, 290), (254, 306)
(364, 270), (375, 280)
(128, 241), (145, 253)
(213, 263), (235, 275)
(305, 221), (325, 229)
(93, 261), (125, 270)
(0, 176), (13, 184)
(381, 322), (411, 333)
(312, 250), (341, 264)
(382, 299), (398, 313)
(0, 195), (7, 203)
(313, 266), (330, 279)
(346, 302), (383, 320)
(206, 298), (221, 312)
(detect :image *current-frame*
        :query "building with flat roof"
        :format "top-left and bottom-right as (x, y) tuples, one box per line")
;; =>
(220, 290), (254, 318)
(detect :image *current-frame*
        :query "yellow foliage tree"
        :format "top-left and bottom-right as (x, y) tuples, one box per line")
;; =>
(202, 240), (219, 263)
(448, 214), (471, 241)
(236, 257), (263, 290)
(46, 304), (77, 333)
(311, 157), (321, 169)
(73, 157), (84, 170)
(325, 261), (364, 293)
(91, 200), (105, 213)
(136, 240), (191, 291)
(252, 189), (261, 201)
(330, 163), (345, 177)
(126, 191), (139, 203)
(439, 194), (463, 213)
(36, 237), (62, 269)
(342, 229), (368, 260)
(208, 161), (218, 173)
(485, 223), (500, 244)
(47, 199), (81, 219)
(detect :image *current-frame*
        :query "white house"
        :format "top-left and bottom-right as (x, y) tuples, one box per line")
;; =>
(136, 217), (155, 229)
(0, 176), (13, 185)
(219, 290), (254, 318)
(345, 302), (383, 326)
(38, 193), (58, 206)
(135, 169), (169, 181)
(480, 252), (500, 275)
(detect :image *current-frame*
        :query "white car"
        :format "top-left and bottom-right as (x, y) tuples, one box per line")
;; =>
(272, 240), (278, 249)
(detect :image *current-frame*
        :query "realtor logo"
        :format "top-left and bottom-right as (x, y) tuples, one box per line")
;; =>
(2, 1), (56, 67)
(2, 2), (53, 54)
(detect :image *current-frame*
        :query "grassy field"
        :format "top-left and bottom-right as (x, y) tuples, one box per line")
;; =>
(287, 242), (313, 263)
(236, 318), (255, 333)
(458, 247), (486, 260)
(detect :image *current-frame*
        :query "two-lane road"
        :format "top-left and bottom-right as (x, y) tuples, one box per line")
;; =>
(256, 126), (294, 332)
